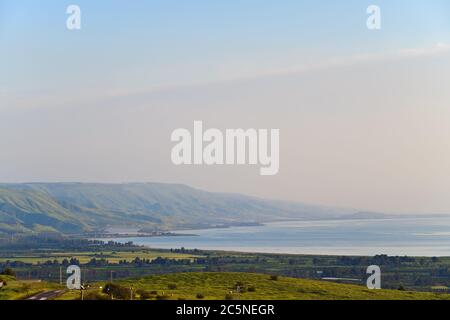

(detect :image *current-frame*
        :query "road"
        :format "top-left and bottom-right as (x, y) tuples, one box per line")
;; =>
(26, 290), (65, 300)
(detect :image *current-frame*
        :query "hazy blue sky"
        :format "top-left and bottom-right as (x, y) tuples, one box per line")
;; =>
(2, 0), (450, 94)
(1, 1), (450, 214)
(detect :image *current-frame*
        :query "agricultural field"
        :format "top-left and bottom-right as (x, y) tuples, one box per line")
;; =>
(3, 238), (450, 293)
(0, 249), (199, 265)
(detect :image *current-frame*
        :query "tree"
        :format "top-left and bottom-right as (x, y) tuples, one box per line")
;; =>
(1, 268), (16, 277)
(102, 283), (130, 300)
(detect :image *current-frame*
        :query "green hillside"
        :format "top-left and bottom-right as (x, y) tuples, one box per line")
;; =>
(3, 272), (449, 300)
(0, 187), (88, 234)
(0, 275), (62, 300)
(59, 272), (450, 300)
(0, 183), (348, 236)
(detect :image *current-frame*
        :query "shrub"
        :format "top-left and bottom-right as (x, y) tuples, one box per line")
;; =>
(225, 294), (234, 300)
(269, 275), (279, 281)
(150, 290), (158, 295)
(248, 286), (256, 292)
(136, 289), (153, 300)
(168, 283), (177, 290)
(83, 291), (109, 300)
(156, 294), (171, 300)
(102, 283), (130, 300)
(196, 293), (205, 299)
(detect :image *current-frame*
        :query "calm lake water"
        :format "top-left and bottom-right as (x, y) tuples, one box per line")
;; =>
(102, 218), (450, 257)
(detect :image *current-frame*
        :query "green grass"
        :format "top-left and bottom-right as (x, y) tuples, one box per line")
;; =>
(3, 271), (450, 300)
(0, 275), (62, 300)
(58, 272), (450, 300)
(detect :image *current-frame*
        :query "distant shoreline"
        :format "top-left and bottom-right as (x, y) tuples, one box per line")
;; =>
(95, 217), (450, 257)
(87, 231), (199, 239)
(94, 215), (444, 239)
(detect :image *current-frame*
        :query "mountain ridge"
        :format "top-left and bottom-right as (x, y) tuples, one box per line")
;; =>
(0, 182), (356, 236)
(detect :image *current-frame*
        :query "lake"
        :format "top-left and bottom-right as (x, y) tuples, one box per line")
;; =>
(101, 217), (450, 257)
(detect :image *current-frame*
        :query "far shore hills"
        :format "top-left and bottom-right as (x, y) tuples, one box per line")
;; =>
(0, 182), (446, 237)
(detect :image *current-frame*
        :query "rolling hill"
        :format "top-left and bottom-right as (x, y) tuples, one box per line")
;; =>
(3, 272), (450, 300)
(59, 272), (450, 300)
(0, 183), (352, 236)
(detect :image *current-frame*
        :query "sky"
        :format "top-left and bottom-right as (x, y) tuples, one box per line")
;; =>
(1, 0), (450, 214)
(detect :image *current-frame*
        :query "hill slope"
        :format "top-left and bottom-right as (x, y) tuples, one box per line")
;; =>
(60, 272), (450, 300)
(0, 275), (62, 300)
(0, 183), (351, 235)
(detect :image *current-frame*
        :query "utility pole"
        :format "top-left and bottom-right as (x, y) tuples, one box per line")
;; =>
(80, 285), (85, 301)
(130, 287), (133, 300)
(59, 266), (62, 285)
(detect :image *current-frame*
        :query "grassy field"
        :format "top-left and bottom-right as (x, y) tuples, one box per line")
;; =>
(0, 249), (198, 264)
(0, 275), (62, 300)
(58, 272), (450, 300)
(5, 247), (450, 291)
